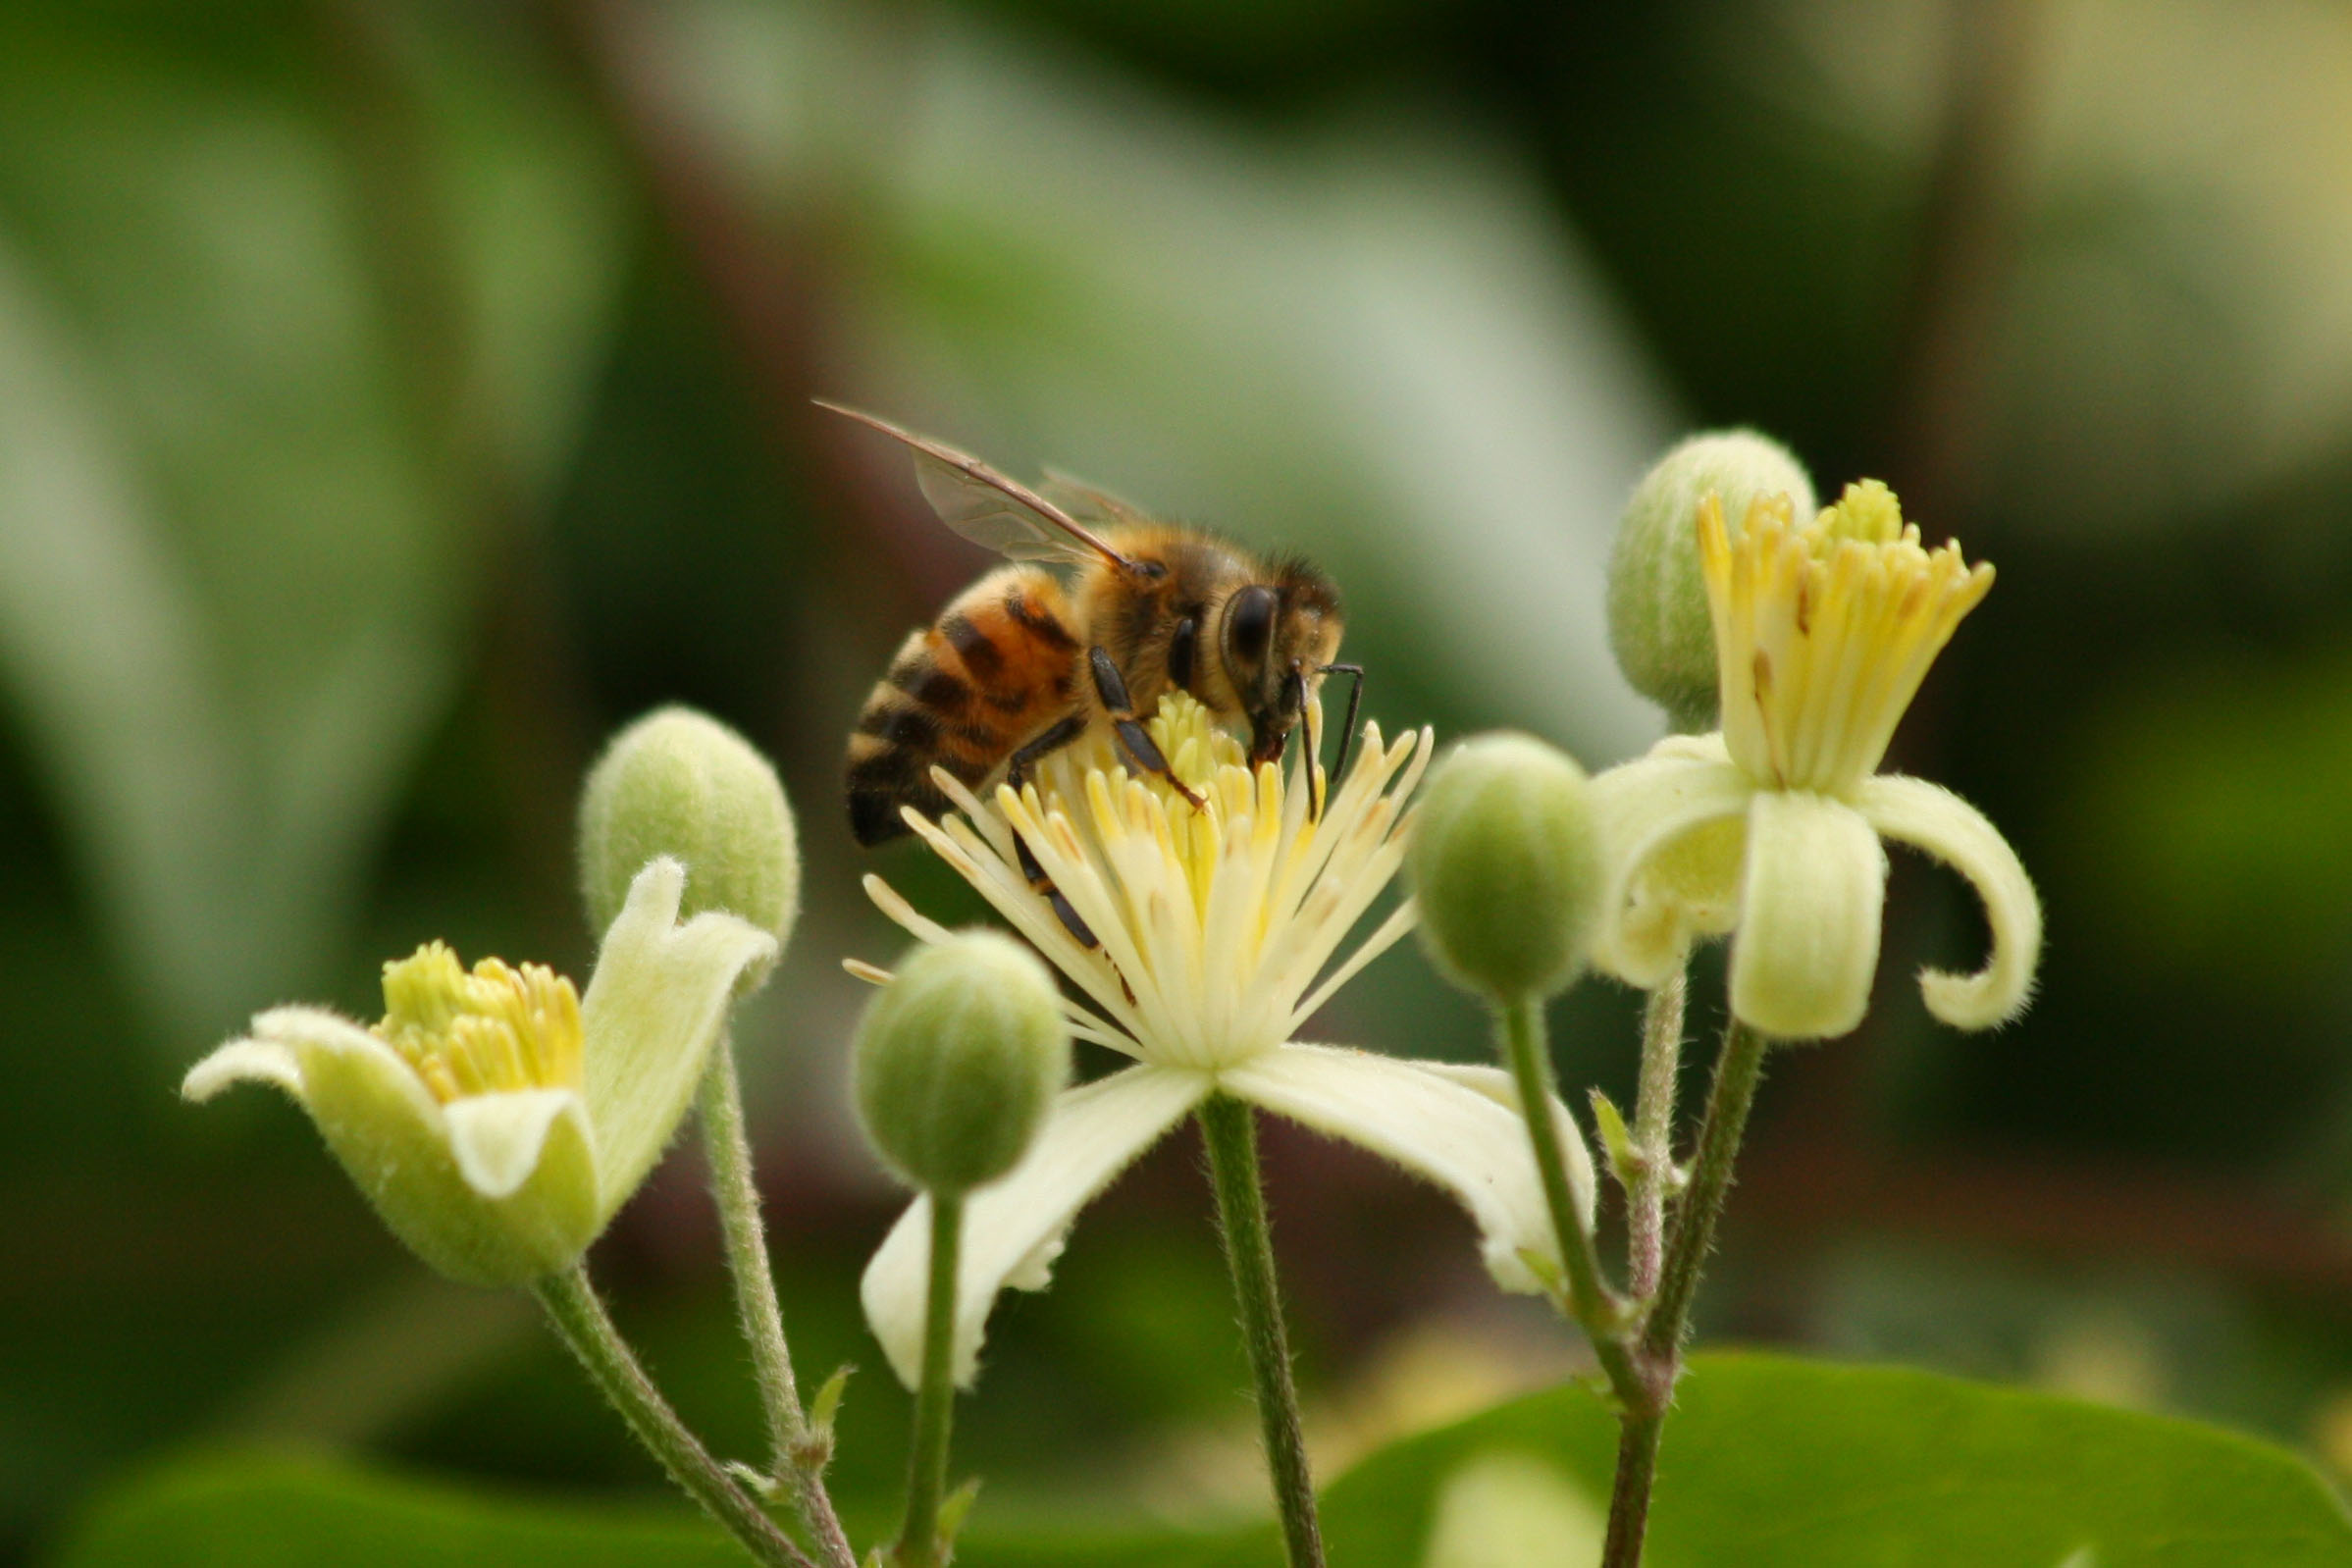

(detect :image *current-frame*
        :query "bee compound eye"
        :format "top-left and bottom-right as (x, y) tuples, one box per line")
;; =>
(1224, 585), (1278, 667)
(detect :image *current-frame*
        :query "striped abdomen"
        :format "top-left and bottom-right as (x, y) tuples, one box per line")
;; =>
(846, 565), (1082, 845)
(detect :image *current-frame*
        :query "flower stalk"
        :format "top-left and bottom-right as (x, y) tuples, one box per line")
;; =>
(1599, 1017), (1772, 1568)
(699, 1037), (858, 1568)
(892, 1193), (967, 1568)
(534, 1267), (812, 1568)
(1625, 970), (1687, 1299)
(1199, 1094), (1325, 1568)
(1495, 995), (1643, 1409)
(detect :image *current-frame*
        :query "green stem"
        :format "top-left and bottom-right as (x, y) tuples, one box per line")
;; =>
(1641, 1019), (1768, 1363)
(1198, 1095), (1325, 1568)
(893, 1192), (964, 1568)
(1496, 994), (1645, 1411)
(535, 1268), (811, 1568)
(1626, 970), (1688, 1300)
(698, 1041), (859, 1568)
(1601, 1018), (1772, 1568)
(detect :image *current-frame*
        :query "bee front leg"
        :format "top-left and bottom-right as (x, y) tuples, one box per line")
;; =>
(1089, 648), (1207, 812)
(1004, 711), (1099, 949)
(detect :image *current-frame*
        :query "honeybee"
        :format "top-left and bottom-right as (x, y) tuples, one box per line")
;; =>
(826, 404), (1362, 922)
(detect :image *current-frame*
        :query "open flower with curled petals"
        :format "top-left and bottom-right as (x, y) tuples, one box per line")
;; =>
(183, 860), (776, 1284)
(851, 693), (1594, 1388)
(1594, 480), (2042, 1041)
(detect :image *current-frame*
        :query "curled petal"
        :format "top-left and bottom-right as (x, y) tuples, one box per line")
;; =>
(1856, 773), (2042, 1029)
(1589, 745), (1751, 986)
(1729, 791), (1887, 1040)
(861, 1066), (1210, 1388)
(444, 1089), (592, 1200)
(183, 1036), (300, 1101)
(208, 1007), (602, 1285)
(1218, 1044), (1586, 1295)
(580, 858), (779, 1219)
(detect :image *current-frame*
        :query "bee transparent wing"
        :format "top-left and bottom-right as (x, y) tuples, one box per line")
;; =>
(913, 463), (1110, 567)
(815, 401), (1132, 570)
(1038, 469), (1156, 530)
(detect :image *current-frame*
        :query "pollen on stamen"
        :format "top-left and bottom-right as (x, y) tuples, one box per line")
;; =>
(1703, 479), (1996, 796)
(372, 943), (584, 1105)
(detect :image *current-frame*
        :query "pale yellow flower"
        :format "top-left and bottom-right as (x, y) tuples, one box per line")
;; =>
(853, 694), (1594, 1387)
(184, 861), (775, 1283)
(1594, 482), (2041, 1040)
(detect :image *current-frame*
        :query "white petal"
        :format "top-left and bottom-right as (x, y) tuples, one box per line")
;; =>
(1589, 750), (1752, 987)
(250, 1006), (436, 1114)
(1728, 791), (1887, 1040)
(580, 858), (778, 1218)
(1412, 1061), (1598, 1231)
(183, 1037), (302, 1101)
(860, 1065), (1211, 1388)
(1218, 1044), (1587, 1296)
(1855, 773), (2042, 1029)
(444, 1089), (592, 1199)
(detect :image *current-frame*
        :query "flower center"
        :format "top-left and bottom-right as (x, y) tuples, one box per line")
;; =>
(1699, 479), (1994, 797)
(374, 942), (583, 1104)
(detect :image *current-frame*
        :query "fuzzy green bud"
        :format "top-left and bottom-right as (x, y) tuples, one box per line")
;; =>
(1408, 733), (1601, 1003)
(578, 707), (800, 967)
(1607, 430), (1816, 731)
(854, 933), (1071, 1194)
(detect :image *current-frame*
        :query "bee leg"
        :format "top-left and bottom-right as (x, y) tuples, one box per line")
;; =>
(1089, 647), (1207, 812)
(1005, 712), (1100, 950)
(1319, 663), (1365, 784)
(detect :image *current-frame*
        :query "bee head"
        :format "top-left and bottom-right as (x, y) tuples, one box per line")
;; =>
(1222, 557), (1343, 763)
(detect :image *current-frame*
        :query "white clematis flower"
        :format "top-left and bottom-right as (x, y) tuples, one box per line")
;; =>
(853, 694), (1594, 1388)
(1593, 481), (2042, 1041)
(183, 859), (777, 1285)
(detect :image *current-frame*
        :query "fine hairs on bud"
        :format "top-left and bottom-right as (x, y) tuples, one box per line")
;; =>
(1408, 733), (1601, 1003)
(578, 706), (801, 966)
(1608, 430), (1816, 732)
(855, 933), (1071, 1195)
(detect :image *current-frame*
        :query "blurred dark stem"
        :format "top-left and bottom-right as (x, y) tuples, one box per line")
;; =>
(537, 0), (963, 629)
(1774, 0), (2046, 1166)
(1881, 0), (2045, 520)
(310, 0), (593, 937)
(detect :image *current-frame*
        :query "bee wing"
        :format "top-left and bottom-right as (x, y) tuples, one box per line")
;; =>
(816, 401), (1133, 570)
(1038, 469), (1156, 530)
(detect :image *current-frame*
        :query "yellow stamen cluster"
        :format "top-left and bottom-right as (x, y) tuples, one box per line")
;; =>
(374, 942), (584, 1104)
(1699, 479), (1994, 797)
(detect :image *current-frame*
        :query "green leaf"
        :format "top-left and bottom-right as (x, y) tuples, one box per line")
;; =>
(1587, 1086), (1634, 1185)
(1311, 1353), (2352, 1568)
(50, 1357), (2352, 1567)
(50, 1450), (747, 1568)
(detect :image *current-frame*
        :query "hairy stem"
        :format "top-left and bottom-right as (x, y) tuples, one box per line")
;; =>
(1602, 1019), (1773, 1568)
(892, 1192), (964, 1568)
(1199, 1094), (1325, 1568)
(1626, 970), (1688, 1299)
(535, 1268), (811, 1568)
(1496, 995), (1645, 1410)
(1642, 1019), (1769, 1362)
(699, 1040), (858, 1568)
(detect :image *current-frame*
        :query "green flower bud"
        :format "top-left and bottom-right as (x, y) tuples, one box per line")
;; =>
(1408, 733), (1601, 1003)
(854, 933), (1071, 1194)
(579, 707), (800, 967)
(1607, 430), (1816, 731)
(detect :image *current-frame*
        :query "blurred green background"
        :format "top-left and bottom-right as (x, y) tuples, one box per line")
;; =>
(9, 0), (2352, 1558)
